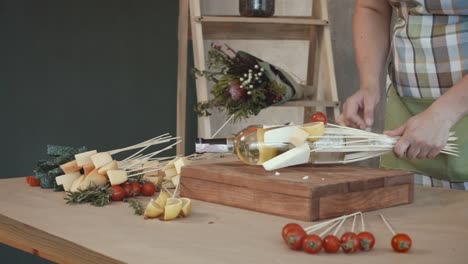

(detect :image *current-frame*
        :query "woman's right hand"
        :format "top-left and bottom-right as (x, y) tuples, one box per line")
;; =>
(337, 88), (380, 129)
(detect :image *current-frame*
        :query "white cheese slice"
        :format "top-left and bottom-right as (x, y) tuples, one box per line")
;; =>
(70, 175), (85, 193)
(171, 175), (180, 186)
(97, 160), (118, 175)
(262, 143), (311, 171)
(75, 150), (98, 166)
(289, 128), (310, 147)
(80, 170), (108, 189)
(174, 157), (191, 174)
(55, 171), (81, 186)
(264, 125), (300, 143)
(60, 160), (82, 174)
(91, 152), (113, 169)
(162, 158), (177, 171)
(164, 167), (178, 179)
(107, 170), (128, 186)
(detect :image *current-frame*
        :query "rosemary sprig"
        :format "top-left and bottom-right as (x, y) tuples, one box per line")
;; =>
(124, 198), (144, 215)
(65, 185), (111, 207)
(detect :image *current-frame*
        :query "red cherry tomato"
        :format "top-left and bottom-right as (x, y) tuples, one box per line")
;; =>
(26, 176), (40, 187)
(358, 231), (375, 251)
(281, 223), (303, 241)
(391, 233), (412, 253)
(110, 185), (125, 201)
(130, 181), (141, 197)
(121, 182), (133, 197)
(311, 112), (327, 124)
(340, 232), (360, 254)
(141, 182), (156, 196)
(302, 234), (323, 254)
(323, 235), (341, 253)
(285, 228), (306, 250)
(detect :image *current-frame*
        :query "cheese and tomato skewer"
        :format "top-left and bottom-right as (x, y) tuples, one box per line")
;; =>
(358, 212), (376, 251)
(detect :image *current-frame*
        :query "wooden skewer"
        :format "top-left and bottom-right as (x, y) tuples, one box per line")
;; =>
(360, 212), (365, 232)
(351, 214), (357, 233)
(319, 218), (343, 237)
(380, 214), (396, 236)
(332, 217), (347, 236)
(304, 212), (361, 232)
(109, 134), (171, 155)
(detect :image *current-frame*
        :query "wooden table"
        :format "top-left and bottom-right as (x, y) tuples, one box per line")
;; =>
(1, 177), (468, 264)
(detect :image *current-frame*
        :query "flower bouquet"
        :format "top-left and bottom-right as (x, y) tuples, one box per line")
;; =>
(195, 44), (306, 120)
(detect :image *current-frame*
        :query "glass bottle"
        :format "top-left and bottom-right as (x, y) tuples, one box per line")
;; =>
(196, 125), (345, 166)
(239, 0), (275, 17)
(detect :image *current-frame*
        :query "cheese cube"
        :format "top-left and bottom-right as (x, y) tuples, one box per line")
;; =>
(174, 158), (191, 174)
(80, 170), (108, 189)
(107, 170), (128, 186)
(55, 172), (81, 192)
(91, 152), (113, 169)
(171, 175), (180, 186)
(60, 160), (82, 174)
(162, 181), (175, 189)
(83, 163), (95, 176)
(98, 160), (118, 175)
(289, 128), (310, 147)
(164, 168), (178, 179)
(162, 158), (177, 171)
(70, 175), (85, 192)
(262, 143), (311, 171)
(75, 150), (97, 166)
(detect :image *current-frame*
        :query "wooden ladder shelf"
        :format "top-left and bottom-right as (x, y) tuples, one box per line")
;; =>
(177, 0), (340, 155)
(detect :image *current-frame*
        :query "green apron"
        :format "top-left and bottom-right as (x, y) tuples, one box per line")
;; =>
(380, 86), (468, 182)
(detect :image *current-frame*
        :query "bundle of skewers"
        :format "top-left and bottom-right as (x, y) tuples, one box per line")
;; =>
(260, 121), (459, 170)
(310, 123), (459, 164)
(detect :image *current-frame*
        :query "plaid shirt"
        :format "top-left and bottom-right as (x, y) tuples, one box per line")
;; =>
(388, 0), (468, 98)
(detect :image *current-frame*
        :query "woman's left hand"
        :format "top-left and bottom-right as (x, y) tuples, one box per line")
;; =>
(384, 109), (452, 159)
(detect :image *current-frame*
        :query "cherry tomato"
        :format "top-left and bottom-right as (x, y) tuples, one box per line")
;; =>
(121, 182), (132, 197)
(285, 228), (306, 250)
(141, 182), (156, 196)
(302, 234), (323, 254)
(130, 181), (141, 197)
(323, 235), (341, 253)
(26, 176), (40, 187)
(311, 112), (327, 124)
(340, 232), (360, 254)
(391, 233), (412, 253)
(281, 223), (303, 241)
(358, 231), (375, 251)
(110, 185), (125, 201)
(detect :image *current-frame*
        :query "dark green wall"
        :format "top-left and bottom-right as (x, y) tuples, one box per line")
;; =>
(0, 0), (196, 262)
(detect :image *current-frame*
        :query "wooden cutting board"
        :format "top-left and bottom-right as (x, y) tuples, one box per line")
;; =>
(180, 161), (414, 221)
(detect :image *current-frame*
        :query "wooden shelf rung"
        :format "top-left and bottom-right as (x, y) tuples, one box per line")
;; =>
(277, 99), (340, 108)
(195, 16), (328, 25)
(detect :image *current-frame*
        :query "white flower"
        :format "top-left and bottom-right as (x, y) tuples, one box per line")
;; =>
(260, 68), (265, 72)
(240, 77), (244, 81)
(249, 85), (253, 88)
(244, 73), (248, 77)
(247, 91), (252, 95)
(258, 72), (262, 76)
(249, 69), (252, 72)
(240, 85), (243, 88)
(255, 65), (259, 69)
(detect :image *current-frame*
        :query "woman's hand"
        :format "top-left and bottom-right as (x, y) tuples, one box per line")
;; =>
(337, 88), (380, 129)
(384, 109), (452, 159)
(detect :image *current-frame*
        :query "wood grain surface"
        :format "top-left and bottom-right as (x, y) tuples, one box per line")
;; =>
(180, 161), (413, 220)
(2, 177), (468, 264)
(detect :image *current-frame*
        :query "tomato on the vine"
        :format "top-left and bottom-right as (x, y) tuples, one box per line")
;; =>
(141, 182), (156, 196)
(302, 234), (323, 254)
(340, 232), (360, 254)
(323, 235), (341, 253)
(391, 233), (412, 253)
(281, 223), (303, 241)
(110, 185), (125, 201)
(358, 231), (375, 251)
(311, 111), (327, 124)
(121, 182), (133, 197)
(285, 228), (306, 250)
(130, 182), (142, 197)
